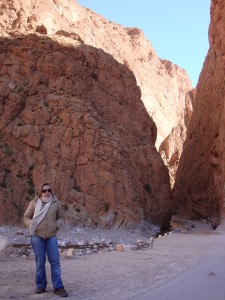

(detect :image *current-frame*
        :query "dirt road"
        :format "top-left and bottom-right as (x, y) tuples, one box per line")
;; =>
(0, 224), (222, 300)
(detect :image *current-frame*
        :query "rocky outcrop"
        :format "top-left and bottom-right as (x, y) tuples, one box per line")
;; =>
(159, 89), (195, 187)
(173, 0), (225, 223)
(159, 123), (187, 188)
(0, 0), (193, 185)
(0, 0), (81, 34)
(0, 32), (171, 229)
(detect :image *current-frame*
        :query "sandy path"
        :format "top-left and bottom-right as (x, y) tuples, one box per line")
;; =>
(133, 234), (225, 300)
(0, 229), (222, 300)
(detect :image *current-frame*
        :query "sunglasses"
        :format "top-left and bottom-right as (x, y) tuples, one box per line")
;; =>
(41, 189), (52, 193)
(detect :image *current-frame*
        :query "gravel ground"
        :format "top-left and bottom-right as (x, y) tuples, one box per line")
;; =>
(0, 218), (220, 300)
(0, 223), (159, 247)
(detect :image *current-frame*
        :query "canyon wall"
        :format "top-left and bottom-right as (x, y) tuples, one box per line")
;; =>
(69, 4), (195, 186)
(0, 0), (194, 186)
(0, 0), (173, 229)
(173, 0), (225, 223)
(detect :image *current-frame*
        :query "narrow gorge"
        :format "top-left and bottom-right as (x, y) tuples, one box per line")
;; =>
(0, 0), (223, 231)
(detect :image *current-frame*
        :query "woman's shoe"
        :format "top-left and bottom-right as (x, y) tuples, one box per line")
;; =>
(35, 288), (46, 294)
(54, 287), (68, 297)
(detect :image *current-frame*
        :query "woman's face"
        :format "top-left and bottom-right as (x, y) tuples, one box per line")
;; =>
(41, 185), (52, 198)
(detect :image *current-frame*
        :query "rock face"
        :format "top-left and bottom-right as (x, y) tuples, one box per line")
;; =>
(0, 0), (193, 185)
(0, 32), (171, 228)
(70, 6), (194, 184)
(0, 0), (198, 229)
(0, 0), (81, 33)
(159, 88), (195, 187)
(173, 0), (225, 223)
(76, 11), (194, 185)
(74, 12), (193, 149)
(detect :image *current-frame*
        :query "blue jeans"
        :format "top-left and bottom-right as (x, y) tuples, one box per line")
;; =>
(31, 235), (64, 291)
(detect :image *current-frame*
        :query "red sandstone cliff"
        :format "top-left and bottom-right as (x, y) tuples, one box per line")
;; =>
(0, 0), (173, 229)
(173, 0), (225, 223)
(62, 4), (194, 186)
(0, 0), (193, 186)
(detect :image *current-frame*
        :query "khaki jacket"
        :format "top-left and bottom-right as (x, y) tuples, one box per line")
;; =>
(23, 195), (64, 239)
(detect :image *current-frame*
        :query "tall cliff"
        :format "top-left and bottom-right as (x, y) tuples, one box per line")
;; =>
(173, 0), (225, 223)
(68, 3), (194, 186)
(75, 8), (193, 149)
(0, 0), (194, 186)
(0, 0), (172, 229)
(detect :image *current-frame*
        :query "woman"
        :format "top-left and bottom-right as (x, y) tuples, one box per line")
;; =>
(23, 183), (68, 297)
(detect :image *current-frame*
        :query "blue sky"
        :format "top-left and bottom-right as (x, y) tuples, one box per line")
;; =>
(78, 0), (211, 87)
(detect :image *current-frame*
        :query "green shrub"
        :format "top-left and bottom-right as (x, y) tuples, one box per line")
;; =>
(3, 144), (13, 156)
(143, 183), (152, 193)
(73, 185), (81, 192)
(104, 202), (109, 212)
(27, 187), (35, 195)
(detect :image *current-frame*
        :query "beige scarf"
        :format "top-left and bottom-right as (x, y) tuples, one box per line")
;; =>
(30, 196), (53, 235)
